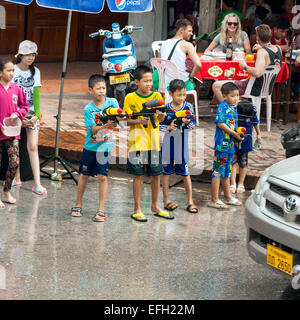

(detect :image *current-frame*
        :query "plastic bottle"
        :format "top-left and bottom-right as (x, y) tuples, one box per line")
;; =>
(226, 37), (233, 60)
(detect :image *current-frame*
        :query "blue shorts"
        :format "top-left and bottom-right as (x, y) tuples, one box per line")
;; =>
(211, 151), (234, 178)
(163, 159), (189, 176)
(79, 148), (110, 177)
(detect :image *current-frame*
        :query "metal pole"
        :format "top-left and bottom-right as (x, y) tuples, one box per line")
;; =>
(53, 10), (72, 174)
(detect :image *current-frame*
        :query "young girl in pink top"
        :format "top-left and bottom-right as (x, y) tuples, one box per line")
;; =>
(0, 57), (28, 207)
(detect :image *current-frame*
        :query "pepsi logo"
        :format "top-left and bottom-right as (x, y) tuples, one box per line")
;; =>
(116, 0), (126, 10)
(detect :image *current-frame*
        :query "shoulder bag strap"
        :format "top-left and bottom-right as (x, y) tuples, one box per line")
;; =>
(167, 39), (182, 61)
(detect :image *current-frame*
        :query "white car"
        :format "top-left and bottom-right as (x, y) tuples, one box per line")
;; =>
(244, 155), (300, 278)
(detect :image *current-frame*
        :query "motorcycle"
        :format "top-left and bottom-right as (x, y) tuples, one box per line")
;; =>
(89, 23), (143, 107)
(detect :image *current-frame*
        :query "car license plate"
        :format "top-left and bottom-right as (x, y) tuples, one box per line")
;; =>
(109, 73), (130, 85)
(267, 244), (293, 275)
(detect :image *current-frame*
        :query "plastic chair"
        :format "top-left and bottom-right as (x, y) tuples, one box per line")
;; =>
(151, 41), (164, 58)
(150, 58), (199, 126)
(241, 65), (281, 132)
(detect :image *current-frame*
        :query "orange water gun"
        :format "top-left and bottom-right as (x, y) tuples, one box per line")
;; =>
(173, 110), (196, 130)
(236, 126), (246, 138)
(94, 107), (126, 125)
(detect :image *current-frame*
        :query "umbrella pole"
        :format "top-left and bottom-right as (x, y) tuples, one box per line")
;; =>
(40, 10), (78, 184)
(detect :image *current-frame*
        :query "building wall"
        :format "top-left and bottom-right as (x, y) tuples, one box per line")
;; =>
(128, 0), (164, 63)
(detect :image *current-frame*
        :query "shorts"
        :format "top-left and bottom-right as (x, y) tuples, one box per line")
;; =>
(79, 148), (110, 177)
(25, 110), (40, 130)
(127, 150), (163, 176)
(163, 159), (189, 176)
(211, 151), (234, 179)
(233, 152), (248, 168)
(234, 80), (248, 96)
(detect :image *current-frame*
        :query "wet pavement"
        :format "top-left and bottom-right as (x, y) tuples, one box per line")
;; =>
(0, 169), (300, 300)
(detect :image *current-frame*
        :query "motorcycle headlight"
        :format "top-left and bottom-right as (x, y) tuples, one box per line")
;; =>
(253, 168), (270, 206)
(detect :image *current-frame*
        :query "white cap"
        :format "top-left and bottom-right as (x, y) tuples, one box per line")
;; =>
(15, 40), (38, 58)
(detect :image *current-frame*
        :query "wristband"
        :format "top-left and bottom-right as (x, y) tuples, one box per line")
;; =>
(189, 74), (194, 80)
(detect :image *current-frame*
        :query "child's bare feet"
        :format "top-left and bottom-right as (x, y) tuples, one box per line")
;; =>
(0, 200), (5, 208)
(3, 191), (16, 204)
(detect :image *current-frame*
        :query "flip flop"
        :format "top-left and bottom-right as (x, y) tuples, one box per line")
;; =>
(12, 179), (22, 187)
(164, 201), (178, 211)
(224, 197), (242, 206)
(207, 200), (229, 209)
(131, 212), (148, 222)
(71, 207), (82, 217)
(153, 210), (174, 220)
(230, 184), (237, 193)
(32, 186), (47, 196)
(186, 204), (198, 213)
(93, 211), (106, 222)
(236, 185), (246, 193)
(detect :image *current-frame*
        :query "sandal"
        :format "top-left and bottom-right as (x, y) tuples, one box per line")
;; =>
(236, 185), (245, 193)
(164, 201), (178, 211)
(131, 212), (148, 222)
(32, 185), (47, 196)
(93, 211), (106, 222)
(12, 179), (22, 187)
(208, 200), (229, 209)
(71, 207), (82, 217)
(230, 184), (236, 193)
(153, 210), (174, 220)
(224, 197), (242, 206)
(186, 204), (198, 213)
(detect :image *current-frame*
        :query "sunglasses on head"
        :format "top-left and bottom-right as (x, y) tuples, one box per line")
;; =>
(227, 22), (238, 26)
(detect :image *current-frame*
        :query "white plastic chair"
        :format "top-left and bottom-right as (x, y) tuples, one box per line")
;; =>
(241, 65), (281, 132)
(151, 40), (164, 58)
(150, 58), (199, 126)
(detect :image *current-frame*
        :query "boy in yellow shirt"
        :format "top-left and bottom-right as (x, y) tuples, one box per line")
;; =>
(123, 65), (174, 222)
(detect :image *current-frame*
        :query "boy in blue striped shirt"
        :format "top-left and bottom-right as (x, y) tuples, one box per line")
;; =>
(160, 79), (198, 213)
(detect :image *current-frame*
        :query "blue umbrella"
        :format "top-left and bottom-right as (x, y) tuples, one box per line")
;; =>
(5, 0), (153, 183)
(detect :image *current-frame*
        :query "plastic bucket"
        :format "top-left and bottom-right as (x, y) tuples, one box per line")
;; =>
(2, 117), (22, 137)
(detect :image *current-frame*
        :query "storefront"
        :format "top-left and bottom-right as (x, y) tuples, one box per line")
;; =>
(0, 1), (128, 62)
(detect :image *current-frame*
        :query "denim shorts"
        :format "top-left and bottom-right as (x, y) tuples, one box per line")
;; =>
(211, 151), (234, 178)
(127, 150), (163, 176)
(79, 148), (110, 177)
(163, 159), (189, 176)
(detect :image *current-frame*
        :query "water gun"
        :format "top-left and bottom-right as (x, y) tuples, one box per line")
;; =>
(128, 99), (168, 128)
(173, 110), (196, 130)
(94, 107), (127, 126)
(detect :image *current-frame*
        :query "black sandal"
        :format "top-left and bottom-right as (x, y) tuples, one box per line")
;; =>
(93, 211), (106, 222)
(164, 201), (178, 211)
(186, 204), (198, 214)
(71, 207), (82, 217)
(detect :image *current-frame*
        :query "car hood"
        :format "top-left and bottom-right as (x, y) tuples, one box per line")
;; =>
(269, 155), (300, 187)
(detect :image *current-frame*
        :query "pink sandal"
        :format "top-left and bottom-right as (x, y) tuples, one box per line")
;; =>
(32, 186), (47, 196)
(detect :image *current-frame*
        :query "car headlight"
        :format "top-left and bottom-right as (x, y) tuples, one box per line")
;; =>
(253, 168), (270, 205)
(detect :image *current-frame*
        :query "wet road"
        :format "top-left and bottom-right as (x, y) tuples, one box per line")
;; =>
(0, 169), (299, 300)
